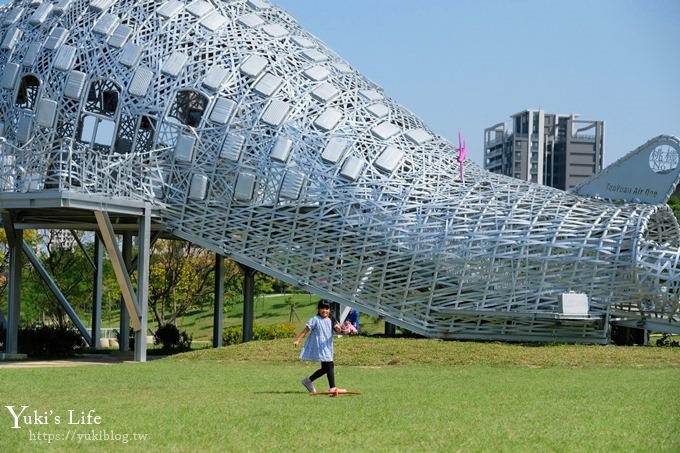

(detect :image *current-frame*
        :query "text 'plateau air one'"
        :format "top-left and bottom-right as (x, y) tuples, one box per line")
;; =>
(0, 0), (679, 343)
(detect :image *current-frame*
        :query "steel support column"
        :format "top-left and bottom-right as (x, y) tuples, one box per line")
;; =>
(134, 205), (151, 362)
(5, 226), (22, 354)
(119, 232), (132, 352)
(240, 264), (256, 343)
(95, 211), (141, 331)
(213, 254), (224, 348)
(91, 236), (103, 349)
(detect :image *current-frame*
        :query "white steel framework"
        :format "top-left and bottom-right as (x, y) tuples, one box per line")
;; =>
(0, 0), (679, 343)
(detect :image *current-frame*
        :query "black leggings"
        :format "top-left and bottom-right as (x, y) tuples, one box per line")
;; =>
(309, 361), (335, 389)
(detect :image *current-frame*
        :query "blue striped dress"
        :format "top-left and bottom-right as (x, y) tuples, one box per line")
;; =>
(300, 315), (334, 362)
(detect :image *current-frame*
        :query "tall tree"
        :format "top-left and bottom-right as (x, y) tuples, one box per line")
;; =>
(149, 239), (231, 327)
(668, 195), (680, 222)
(13, 230), (100, 328)
(0, 228), (40, 290)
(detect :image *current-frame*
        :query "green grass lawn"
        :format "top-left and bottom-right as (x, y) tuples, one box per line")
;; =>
(1, 338), (679, 452)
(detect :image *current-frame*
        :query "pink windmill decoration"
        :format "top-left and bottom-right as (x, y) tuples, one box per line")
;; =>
(456, 130), (467, 183)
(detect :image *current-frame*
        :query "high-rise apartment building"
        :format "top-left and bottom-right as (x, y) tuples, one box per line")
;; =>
(484, 110), (604, 190)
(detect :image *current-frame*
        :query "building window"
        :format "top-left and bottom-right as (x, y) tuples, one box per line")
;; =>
(78, 79), (121, 152)
(85, 79), (119, 117)
(15, 74), (40, 110)
(79, 114), (116, 149)
(114, 114), (158, 154)
(168, 90), (209, 127)
(134, 115), (156, 152)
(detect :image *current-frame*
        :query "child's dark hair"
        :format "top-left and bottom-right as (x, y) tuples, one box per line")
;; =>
(317, 299), (331, 309)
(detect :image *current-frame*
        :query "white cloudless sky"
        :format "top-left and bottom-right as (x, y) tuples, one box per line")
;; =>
(275, 0), (680, 166)
(1, 0), (677, 167)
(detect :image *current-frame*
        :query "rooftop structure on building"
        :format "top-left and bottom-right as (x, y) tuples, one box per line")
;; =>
(484, 109), (604, 190)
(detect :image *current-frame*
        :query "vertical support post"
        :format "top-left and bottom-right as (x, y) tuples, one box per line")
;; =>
(213, 254), (224, 348)
(91, 236), (103, 349)
(134, 205), (151, 362)
(119, 232), (132, 351)
(384, 321), (396, 337)
(604, 306), (611, 344)
(330, 301), (340, 321)
(6, 228), (23, 354)
(240, 264), (256, 343)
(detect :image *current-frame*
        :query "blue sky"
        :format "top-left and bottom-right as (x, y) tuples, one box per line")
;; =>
(276, 0), (680, 166)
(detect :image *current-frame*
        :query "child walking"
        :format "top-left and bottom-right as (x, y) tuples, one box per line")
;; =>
(294, 299), (344, 393)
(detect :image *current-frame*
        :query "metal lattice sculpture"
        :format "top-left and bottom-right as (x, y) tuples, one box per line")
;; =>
(0, 0), (678, 343)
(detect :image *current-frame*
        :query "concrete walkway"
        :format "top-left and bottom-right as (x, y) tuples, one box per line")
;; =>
(0, 352), (145, 368)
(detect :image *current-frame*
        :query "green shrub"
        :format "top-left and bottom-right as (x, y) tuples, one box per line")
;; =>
(655, 333), (679, 347)
(17, 325), (85, 358)
(155, 324), (180, 348)
(222, 323), (296, 346)
(222, 327), (242, 346)
(253, 323), (296, 340)
(154, 323), (193, 353)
